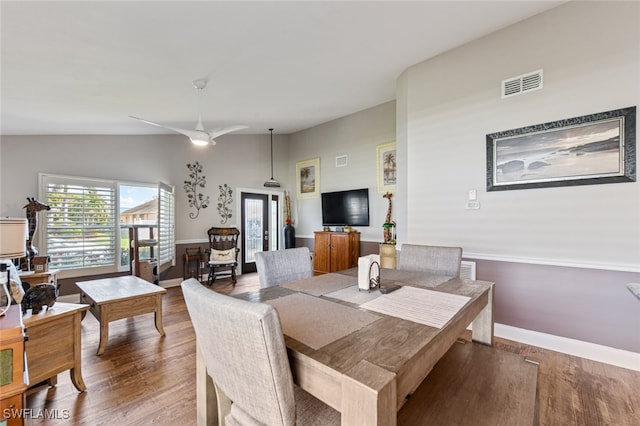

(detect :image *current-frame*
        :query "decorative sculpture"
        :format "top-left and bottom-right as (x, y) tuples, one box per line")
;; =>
(21, 197), (50, 271)
(382, 192), (396, 244)
(217, 184), (233, 224)
(21, 283), (58, 314)
(184, 162), (210, 219)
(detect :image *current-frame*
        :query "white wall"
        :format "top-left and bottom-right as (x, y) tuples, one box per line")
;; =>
(288, 101), (396, 242)
(0, 133), (291, 242)
(397, 1), (639, 270)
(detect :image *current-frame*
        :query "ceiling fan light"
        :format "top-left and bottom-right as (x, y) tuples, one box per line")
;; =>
(190, 137), (209, 146)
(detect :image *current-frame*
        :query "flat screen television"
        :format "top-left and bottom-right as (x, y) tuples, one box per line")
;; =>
(321, 188), (370, 227)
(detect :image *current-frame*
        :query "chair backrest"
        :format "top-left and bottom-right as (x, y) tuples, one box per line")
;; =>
(255, 247), (313, 288)
(397, 244), (463, 277)
(181, 278), (297, 425)
(207, 227), (239, 262)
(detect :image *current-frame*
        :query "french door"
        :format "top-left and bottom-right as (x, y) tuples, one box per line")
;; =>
(240, 192), (280, 273)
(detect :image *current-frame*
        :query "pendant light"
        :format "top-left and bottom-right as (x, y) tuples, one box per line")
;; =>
(264, 128), (281, 188)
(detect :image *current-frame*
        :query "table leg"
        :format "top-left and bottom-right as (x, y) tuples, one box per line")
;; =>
(154, 295), (165, 336)
(196, 340), (228, 426)
(342, 360), (397, 426)
(472, 284), (494, 345)
(97, 313), (109, 356)
(71, 311), (87, 391)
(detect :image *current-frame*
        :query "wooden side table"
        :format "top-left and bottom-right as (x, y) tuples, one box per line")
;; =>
(22, 302), (89, 392)
(183, 247), (205, 281)
(18, 269), (60, 290)
(0, 305), (27, 426)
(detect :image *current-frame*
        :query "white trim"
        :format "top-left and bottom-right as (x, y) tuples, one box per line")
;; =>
(176, 238), (208, 245)
(463, 252), (639, 273)
(495, 323), (640, 372)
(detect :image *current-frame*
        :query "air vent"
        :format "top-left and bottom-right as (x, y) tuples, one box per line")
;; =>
(335, 155), (348, 167)
(501, 69), (543, 98)
(460, 261), (476, 280)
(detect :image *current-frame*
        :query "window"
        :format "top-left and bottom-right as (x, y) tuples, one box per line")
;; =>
(40, 174), (174, 278)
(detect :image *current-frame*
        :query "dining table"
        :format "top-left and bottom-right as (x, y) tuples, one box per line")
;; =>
(194, 267), (494, 426)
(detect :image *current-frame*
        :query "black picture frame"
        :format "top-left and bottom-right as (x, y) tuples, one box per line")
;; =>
(486, 106), (636, 191)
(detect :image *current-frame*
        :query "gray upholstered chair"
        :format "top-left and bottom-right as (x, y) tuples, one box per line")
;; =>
(397, 244), (463, 277)
(255, 247), (313, 289)
(181, 278), (340, 425)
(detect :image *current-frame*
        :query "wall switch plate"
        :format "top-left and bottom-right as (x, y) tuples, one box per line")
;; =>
(468, 189), (477, 201)
(466, 201), (480, 210)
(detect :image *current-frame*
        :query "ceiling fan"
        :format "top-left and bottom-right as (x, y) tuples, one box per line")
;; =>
(129, 79), (247, 146)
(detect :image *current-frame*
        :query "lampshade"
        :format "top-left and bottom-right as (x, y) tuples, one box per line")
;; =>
(0, 218), (28, 259)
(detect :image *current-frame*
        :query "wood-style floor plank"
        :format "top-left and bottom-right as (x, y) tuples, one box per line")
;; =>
(23, 273), (640, 425)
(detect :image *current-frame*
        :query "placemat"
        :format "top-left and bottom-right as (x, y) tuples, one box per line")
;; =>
(267, 292), (380, 350)
(281, 273), (356, 296)
(324, 285), (382, 305)
(360, 287), (470, 329)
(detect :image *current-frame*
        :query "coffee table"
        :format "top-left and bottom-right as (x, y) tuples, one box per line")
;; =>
(76, 275), (167, 355)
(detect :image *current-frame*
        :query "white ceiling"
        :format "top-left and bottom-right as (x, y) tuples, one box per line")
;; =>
(1, 1), (564, 137)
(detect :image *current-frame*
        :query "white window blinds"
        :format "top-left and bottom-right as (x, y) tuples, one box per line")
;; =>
(41, 174), (117, 271)
(158, 182), (175, 271)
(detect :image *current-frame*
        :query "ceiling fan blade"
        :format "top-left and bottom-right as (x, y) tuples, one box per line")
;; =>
(129, 115), (196, 138)
(207, 125), (249, 140)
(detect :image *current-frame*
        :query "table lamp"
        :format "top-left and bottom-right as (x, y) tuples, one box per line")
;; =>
(0, 218), (28, 316)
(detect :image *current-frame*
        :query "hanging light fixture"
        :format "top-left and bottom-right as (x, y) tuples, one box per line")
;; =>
(264, 128), (281, 188)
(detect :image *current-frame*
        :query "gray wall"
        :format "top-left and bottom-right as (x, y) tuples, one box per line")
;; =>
(395, 1), (640, 352)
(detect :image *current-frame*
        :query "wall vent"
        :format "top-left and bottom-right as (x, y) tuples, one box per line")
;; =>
(460, 260), (476, 280)
(502, 69), (543, 98)
(335, 155), (348, 167)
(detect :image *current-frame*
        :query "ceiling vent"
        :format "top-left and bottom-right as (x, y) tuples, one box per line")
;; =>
(501, 69), (543, 98)
(335, 155), (348, 167)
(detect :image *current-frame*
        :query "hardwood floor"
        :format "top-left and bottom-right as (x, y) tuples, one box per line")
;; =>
(24, 273), (639, 425)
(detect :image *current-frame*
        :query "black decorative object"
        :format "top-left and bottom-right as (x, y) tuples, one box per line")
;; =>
(184, 162), (210, 219)
(487, 106), (636, 191)
(217, 184), (233, 224)
(264, 128), (281, 188)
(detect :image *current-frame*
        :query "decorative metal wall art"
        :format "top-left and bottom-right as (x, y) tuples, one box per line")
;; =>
(217, 184), (233, 224)
(184, 162), (210, 219)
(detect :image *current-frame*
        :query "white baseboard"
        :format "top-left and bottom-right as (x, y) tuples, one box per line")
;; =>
(160, 277), (183, 288)
(494, 323), (640, 372)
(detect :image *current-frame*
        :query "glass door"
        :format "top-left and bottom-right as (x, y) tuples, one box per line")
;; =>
(241, 193), (269, 273)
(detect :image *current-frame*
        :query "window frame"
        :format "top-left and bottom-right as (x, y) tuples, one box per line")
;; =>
(39, 173), (174, 279)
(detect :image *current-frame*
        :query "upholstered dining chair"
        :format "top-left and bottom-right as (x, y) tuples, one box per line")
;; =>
(181, 278), (340, 425)
(255, 247), (313, 289)
(397, 244), (463, 277)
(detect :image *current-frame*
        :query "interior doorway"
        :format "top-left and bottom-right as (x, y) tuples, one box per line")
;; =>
(240, 190), (281, 273)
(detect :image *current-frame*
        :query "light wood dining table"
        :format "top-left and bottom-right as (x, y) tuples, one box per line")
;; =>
(195, 268), (494, 426)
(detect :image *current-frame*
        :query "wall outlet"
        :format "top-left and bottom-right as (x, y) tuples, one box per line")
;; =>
(466, 201), (480, 210)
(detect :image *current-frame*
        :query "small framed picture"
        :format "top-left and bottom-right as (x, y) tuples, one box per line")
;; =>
(377, 142), (396, 193)
(296, 157), (320, 199)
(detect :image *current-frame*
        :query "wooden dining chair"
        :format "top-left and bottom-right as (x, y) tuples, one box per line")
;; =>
(181, 278), (340, 425)
(205, 227), (240, 286)
(397, 244), (463, 277)
(255, 247), (313, 288)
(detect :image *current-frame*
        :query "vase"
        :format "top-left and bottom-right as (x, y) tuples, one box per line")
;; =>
(284, 224), (296, 249)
